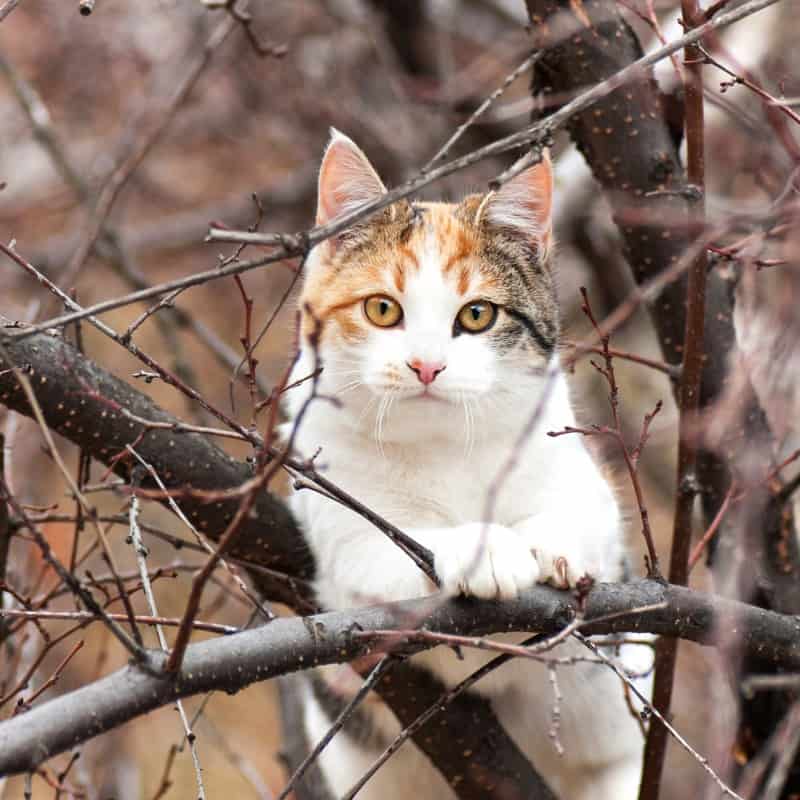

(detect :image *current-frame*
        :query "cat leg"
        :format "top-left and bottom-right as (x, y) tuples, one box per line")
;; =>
(303, 494), (543, 609)
(427, 522), (541, 599)
(513, 497), (624, 588)
(302, 676), (456, 800)
(566, 756), (643, 800)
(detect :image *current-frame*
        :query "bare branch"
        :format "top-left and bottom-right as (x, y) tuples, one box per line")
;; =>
(5, 0), (783, 341)
(1, 579), (799, 776)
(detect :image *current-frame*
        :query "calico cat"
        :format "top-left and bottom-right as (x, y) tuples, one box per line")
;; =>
(284, 130), (651, 799)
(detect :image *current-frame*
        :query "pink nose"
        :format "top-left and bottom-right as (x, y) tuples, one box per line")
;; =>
(407, 360), (446, 385)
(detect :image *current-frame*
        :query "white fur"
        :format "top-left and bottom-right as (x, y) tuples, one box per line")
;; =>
(302, 675), (455, 800)
(284, 165), (650, 798)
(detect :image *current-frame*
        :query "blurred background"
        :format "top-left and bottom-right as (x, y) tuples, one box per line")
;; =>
(0, 0), (798, 797)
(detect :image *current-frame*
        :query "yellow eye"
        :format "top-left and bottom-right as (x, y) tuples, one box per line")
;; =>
(456, 301), (496, 333)
(364, 295), (403, 328)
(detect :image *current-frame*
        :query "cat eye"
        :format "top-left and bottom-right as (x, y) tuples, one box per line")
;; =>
(364, 295), (403, 328)
(456, 301), (497, 334)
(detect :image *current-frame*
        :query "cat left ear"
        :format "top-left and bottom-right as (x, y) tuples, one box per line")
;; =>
(479, 152), (553, 251)
(316, 129), (387, 227)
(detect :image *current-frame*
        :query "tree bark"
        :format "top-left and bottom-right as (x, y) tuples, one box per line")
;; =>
(524, 0), (800, 794)
(2, 577), (800, 777)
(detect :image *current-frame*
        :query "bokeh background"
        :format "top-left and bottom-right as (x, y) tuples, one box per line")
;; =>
(1, 0), (798, 797)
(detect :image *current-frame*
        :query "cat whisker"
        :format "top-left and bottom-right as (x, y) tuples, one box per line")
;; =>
(462, 392), (475, 459)
(375, 388), (402, 459)
(374, 391), (391, 459)
(322, 369), (363, 382)
(356, 393), (379, 430)
(458, 390), (467, 456)
(337, 380), (365, 397)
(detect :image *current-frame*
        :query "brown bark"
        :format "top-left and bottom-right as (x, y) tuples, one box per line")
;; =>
(2, 576), (800, 778)
(524, 0), (800, 795)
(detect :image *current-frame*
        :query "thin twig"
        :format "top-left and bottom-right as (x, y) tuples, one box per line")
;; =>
(121, 289), (185, 344)
(547, 664), (564, 757)
(276, 656), (397, 800)
(208, 0), (288, 58)
(128, 475), (207, 799)
(422, 49), (542, 171)
(564, 341), (681, 380)
(126, 446), (274, 623)
(0, 608), (237, 635)
(13, 640), (84, 712)
(117, 410), (249, 441)
(639, 1), (711, 791)
(0, 432), (9, 647)
(341, 633), (556, 800)
(688, 482), (736, 571)
(9, 0), (784, 340)
(232, 275), (261, 427)
(0, 0), (21, 22)
(550, 289), (661, 576)
(699, 43), (800, 129)
(59, 16), (237, 290)
(576, 633), (743, 799)
(353, 601), (666, 664)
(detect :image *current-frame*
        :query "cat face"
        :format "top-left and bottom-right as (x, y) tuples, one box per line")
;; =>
(298, 130), (559, 443)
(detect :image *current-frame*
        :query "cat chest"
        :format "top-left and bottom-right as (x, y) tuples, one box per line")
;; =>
(327, 455), (541, 527)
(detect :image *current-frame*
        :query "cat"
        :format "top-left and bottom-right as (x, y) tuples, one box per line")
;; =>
(283, 129), (651, 800)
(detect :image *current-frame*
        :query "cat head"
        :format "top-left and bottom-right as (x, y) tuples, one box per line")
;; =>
(297, 130), (559, 445)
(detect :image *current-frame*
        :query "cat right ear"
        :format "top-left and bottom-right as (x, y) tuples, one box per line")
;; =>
(316, 129), (386, 229)
(478, 151), (554, 255)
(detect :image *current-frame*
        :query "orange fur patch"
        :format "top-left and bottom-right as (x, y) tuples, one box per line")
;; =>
(416, 204), (488, 298)
(442, 227), (474, 275)
(330, 307), (367, 342)
(300, 201), (505, 346)
(393, 245), (419, 293)
(457, 265), (471, 296)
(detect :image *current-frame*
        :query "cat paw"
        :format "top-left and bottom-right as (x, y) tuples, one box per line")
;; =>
(532, 543), (594, 589)
(434, 523), (541, 600)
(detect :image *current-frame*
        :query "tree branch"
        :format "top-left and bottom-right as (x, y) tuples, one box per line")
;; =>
(2, 0), (782, 342)
(1, 578), (799, 777)
(641, 0), (711, 791)
(0, 326), (312, 605)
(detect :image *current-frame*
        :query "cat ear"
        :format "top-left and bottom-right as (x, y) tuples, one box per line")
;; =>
(479, 152), (553, 250)
(316, 129), (387, 227)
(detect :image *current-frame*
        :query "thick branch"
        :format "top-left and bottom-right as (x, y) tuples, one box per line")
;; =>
(525, 0), (800, 791)
(526, 0), (690, 362)
(0, 327), (312, 605)
(2, 578), (800, 777)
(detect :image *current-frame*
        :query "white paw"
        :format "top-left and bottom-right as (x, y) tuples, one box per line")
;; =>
(434, 523), (541, 600)
(532, 542), (594, 589)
